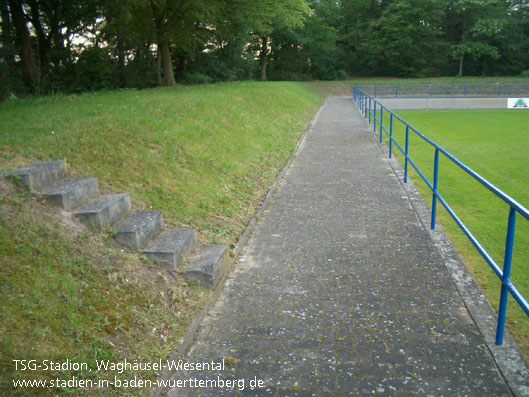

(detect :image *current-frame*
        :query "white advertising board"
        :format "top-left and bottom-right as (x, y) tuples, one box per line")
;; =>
(508, 98), (529, 109)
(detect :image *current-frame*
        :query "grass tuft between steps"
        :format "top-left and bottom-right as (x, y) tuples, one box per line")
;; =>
(0, 180), (208, 395)
(0, 82), (323, 394)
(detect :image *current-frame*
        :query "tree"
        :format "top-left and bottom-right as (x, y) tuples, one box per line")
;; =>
(1, 0), (15, 72)
(7, 0), (40, 93)
(0, 0), (18, 95)
(268, 0), (345, 80)
(148, 0), (180, 86)
(237, 0), (310, 81)
(450, 0), (509, 76)
(145, 0), (226, 86)
(2, 0), (529, 98)
(366, 0), (449, 76)
(337, 0), (389, 76)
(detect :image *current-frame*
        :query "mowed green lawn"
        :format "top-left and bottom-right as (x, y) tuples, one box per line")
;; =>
(377, 108), (529, 354)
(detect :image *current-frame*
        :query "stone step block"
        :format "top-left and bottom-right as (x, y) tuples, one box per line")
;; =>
(184, 245), (229, 288)
(74, 193), (131, 229)
(112, 211), (163, 250)
(41, 178), (99, 210)
(141, 229), (196, 268)
(8, 160), (66, 191)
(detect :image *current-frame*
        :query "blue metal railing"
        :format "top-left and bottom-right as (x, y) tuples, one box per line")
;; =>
(353, 85), (529, 346)
(355, 83), (529, 98)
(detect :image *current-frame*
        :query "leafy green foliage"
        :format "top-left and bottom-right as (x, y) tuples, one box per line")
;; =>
(449, 0), (510, 76)
(1, 1), (529, 96)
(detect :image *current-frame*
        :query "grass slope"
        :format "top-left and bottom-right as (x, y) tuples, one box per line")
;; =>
(377, 108), (529, 355)
(0, 82), (323, 394)
(1, 82), (323, 246)
(0, 181), (207, 394)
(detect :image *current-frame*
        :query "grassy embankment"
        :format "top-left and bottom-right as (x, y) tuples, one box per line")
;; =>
(375, 107), (529, 356)
(0, 82), (323, 394)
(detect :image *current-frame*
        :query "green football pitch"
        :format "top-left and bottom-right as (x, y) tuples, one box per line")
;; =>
(378, 109), (529, 355)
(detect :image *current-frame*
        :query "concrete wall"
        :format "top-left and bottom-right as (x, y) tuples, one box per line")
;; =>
(377, 97), (508, 110)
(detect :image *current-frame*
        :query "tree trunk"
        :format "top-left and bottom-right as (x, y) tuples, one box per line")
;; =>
(28, 0), (50, 76)
(457, 10), (468, 77)
(112, 0), (127, 88)
(8, 0), (40, 94)
(259, 36), (268, 81)
(156, 48), (162, 86)
(458, 53), (464, 77)
(1, 0), (16, 75)
(150, 0), (176, 86)
(158, 37), (176, 86)
(117, 23), (126, 88)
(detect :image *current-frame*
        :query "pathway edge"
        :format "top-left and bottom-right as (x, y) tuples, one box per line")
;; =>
(151, 99), (327, 397)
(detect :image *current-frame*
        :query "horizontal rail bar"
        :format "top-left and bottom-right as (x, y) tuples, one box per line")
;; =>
(391, 136), (405, 156)
(407, 157), (434, 191)
(364, 96), (529, 222)
(436, 192), (503, 279)
(355, 83), (529, 100)
(355, 83), (529, 88)
(506, 280), (529, 317)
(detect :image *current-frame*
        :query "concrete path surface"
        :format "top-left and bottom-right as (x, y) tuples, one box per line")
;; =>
(166, 98), (517, 396)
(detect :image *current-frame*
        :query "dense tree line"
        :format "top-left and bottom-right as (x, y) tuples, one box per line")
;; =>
(1, 0), (528, 98)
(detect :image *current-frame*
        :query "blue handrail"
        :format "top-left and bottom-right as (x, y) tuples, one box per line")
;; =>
(354, 83), (529, 98)
(353, 85), (529, 346)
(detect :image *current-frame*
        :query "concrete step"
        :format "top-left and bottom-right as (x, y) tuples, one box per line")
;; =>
(74, 193), (131, 229)
(8, 160), (66, 191)
(41, 178), (99, 210)
(112, 211), (163, 250)
(141, 229), (196, 268)
(184, 245), (229, 288)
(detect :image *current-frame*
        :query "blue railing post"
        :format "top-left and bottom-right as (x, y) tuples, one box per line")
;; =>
(404, 125), (410, 183)
(368, 97), (372, 125)
(359, 93), (366, 110)
(431, 148), (440, 230)
(496, 207), (517, 345)
(364, 95), (368, 119)
(373, 102), (377, 132)
(379, 107), (384, 143)
(374, 85), (377, 98)
(389, 113), (393, 158)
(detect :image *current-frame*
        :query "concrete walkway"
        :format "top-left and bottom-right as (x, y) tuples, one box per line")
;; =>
(167, 98), (514, 396)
